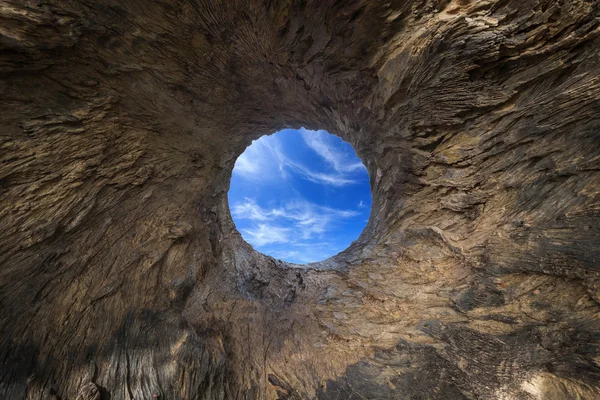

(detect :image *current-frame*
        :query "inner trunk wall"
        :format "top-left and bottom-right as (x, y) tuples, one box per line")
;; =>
(1, 0), (600, 399)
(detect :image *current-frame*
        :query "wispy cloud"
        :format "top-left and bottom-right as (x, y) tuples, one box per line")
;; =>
(232, 198), (359, 242)
(266, 138), (360, 186)
(231, 198), (271, 221)
(233, 152), (259, 177)
(266, 249), (330, 264)
(232, 138), (279, 180)
(241, 224), (291, 246)
(300, 128), (365, 173)
(284, 159), (357, 186)
(232, 132), (361, 186)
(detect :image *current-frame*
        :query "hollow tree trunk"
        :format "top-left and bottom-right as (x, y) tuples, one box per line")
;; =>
(1, 0), (600, 399)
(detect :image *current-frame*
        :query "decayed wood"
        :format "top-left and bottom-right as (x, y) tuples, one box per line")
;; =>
(1, 0), (600, 399)
(76, 381), (100, 400)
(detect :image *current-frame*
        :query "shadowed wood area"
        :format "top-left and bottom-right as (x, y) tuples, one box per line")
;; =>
(1, 0), (600, 399)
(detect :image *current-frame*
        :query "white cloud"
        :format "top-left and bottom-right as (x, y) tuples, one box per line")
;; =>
(233, 151), (258, 176)
(266, 138), (358, 186)
(232, 138), (280, 181)
(232, 198), (359, 243)
(241, 224), (291, 246)
(231, 198), (271, 221)
(300, 128), (365, 173)
(232, 131), (361, 186)
(267, 250), (324, 264)
(285, 160), (357, 186)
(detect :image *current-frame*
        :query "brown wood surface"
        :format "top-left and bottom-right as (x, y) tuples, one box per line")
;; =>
(1, 0), (600, 398)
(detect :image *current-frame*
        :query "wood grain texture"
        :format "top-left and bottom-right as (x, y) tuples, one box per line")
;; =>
(1, 0), (599, 398)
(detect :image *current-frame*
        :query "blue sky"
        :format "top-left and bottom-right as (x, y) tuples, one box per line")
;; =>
(228, 128), (371, 264)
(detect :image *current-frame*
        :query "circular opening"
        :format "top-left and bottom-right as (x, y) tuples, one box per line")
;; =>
(228, 128), (372, 264)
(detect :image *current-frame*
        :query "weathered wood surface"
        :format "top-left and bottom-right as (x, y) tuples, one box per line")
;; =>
(1, 0), (600, 398)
